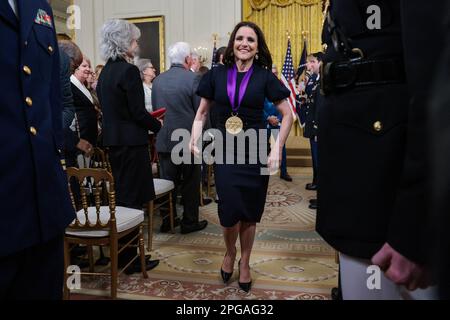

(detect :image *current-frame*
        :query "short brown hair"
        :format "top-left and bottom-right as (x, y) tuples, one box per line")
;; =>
(57, 33), (72, 41)
(58, 40), (83, 74)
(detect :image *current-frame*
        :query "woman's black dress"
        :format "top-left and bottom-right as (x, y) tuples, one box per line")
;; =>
(197, 64), (290, 227)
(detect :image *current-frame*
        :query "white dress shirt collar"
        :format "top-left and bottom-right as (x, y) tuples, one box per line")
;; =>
(70, 75), (94, 104)
(8, 0), (18, 17)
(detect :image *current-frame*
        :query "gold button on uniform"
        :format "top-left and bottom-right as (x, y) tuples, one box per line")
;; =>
(373, 121), (383, 132)
(48, 45), (54, 53)
(23, 66), (32, 75)
(30, 127), (37, 136)
(25, 97), (33, 107)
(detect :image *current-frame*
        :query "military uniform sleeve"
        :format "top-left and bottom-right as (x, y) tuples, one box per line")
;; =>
(50, 25), (63, 152)
(387, 0), (447, 264)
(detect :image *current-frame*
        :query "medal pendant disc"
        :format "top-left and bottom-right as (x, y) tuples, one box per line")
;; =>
(225, 116), (243, 135)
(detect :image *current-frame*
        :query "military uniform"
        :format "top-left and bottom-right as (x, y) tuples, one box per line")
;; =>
(0, 0), (75, 299)
(317, 0), (446, 299)
(300, 74), (320, 187)
(427, 2), (450, 300)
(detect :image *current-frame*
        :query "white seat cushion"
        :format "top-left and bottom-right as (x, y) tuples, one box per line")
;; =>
(154, 179), (174, 196)
(66, 206), (144, 238)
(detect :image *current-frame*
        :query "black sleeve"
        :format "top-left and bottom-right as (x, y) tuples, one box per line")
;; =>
(387, 0), (448, 264)
(196, 68), (215, 100)
(265, 70), (291, 103)
(59, 51), (79, 153)
(75, 102), (90, 143)
(122, 65), (161, 134)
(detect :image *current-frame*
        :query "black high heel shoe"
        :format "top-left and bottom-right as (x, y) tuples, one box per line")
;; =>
(238, 260), (252, 293)
(221, 268), (233, 284)
(220, 250), (236, 284)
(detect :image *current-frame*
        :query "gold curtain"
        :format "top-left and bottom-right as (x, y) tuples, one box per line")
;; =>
(243, 0), (325, 74)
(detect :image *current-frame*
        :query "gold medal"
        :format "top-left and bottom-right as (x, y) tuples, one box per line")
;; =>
(225, 115), (244, 135)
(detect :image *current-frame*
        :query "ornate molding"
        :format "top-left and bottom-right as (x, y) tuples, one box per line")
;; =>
(248, 0), (321, 11)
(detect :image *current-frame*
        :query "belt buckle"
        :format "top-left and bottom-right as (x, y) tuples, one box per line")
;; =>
(321, 48), (365, 95)
(320, 62), (334, 96)
(321, 61), (357, 95)
(334, 61), (358, 90)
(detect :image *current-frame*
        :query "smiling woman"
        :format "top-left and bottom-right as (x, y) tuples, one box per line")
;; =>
(191, 21), (294, 294)
(242, 0), (325, 73)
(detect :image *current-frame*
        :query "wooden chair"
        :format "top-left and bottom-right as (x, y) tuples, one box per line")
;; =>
(146, 134), (176, 250)
(200, 165), (215, 206)
(147, 179), (175, 250)
(87, 147), (111, 265)
(89, 147), (109, 171)
(64, 168), (148, 300)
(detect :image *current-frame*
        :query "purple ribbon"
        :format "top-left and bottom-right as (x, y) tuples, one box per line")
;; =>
(227, 64), (254, 114)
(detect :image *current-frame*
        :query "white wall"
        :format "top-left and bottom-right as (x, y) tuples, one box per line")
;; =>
(73, 0), (242, 68)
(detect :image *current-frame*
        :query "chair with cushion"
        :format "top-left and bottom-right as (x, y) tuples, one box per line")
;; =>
(64, 168), (148, 300)
(147, 179), (175, 250)
(89, 147), (110, 170)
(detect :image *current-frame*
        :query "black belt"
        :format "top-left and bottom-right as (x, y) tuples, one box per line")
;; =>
(321, 58), (406, 95)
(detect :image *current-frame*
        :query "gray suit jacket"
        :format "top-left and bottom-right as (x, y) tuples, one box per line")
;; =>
(152, 64), (201, 153)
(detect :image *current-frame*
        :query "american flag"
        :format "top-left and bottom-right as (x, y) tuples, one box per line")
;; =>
(296, 39), (308, 78)
(211, 42), (218, 68)
(281, 39), (299, 118)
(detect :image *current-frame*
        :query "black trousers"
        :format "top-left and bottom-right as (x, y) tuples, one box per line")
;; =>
(158, 153), (201, 225)
(310, 138), (319, 185)
(0, 236), (64, 300)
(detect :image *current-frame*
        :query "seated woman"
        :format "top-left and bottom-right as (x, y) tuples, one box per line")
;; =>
(70, 56), (98, 158)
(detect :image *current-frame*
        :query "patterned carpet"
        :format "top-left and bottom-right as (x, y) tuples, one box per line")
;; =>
(73, 169), (338, 300)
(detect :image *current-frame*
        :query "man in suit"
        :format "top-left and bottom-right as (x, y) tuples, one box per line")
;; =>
(152, 42), (208, 235)
(317, 0), (447, 299)
(0, 0), (75, 299)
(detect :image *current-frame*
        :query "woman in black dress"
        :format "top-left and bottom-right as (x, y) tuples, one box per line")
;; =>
(191, 22), (293, 292)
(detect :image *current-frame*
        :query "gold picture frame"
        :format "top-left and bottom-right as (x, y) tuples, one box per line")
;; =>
(127, 16), (165, 74)
(49, 0), (76, 40)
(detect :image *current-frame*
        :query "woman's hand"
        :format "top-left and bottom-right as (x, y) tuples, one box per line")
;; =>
(189, 138), (201, 158)
(77, 139), (93, 156)
(190, 98), (212, 158)
(267, 147), (281, 175)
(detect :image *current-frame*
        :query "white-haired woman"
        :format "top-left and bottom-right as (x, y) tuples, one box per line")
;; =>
(136, 59), (157, 113)
(96, 19), (162, 274)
